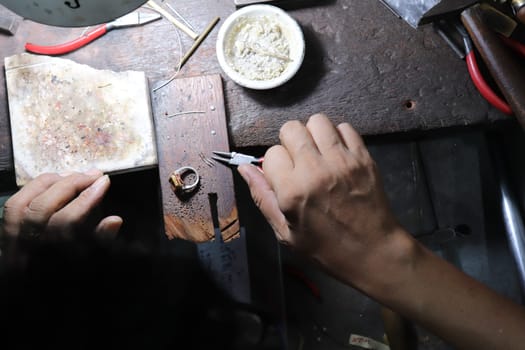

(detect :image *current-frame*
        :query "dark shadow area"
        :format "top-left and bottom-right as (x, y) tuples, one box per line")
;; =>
(0, 170), (16, 194)
(232, 166), (287, 323)
(0, 237), (281, 350)
(101, 167), (164, 248)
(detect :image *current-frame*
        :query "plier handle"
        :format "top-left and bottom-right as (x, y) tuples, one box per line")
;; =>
(212, 151), (264, 169)
(456, 24), (514, 116)
(25, 12), (161, 55)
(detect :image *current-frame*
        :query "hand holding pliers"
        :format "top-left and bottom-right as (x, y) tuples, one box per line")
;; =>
(25, 12), (161, 55)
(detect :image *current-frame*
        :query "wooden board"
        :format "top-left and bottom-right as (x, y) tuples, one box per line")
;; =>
(152, 74), (239, 242)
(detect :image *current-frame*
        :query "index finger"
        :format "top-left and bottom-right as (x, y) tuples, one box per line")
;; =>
(263, 144), (294, 191)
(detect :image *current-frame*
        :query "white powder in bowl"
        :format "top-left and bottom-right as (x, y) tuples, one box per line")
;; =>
(225, 15), (291, 81)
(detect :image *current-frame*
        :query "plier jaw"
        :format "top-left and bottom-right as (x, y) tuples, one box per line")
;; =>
(212, 151), (264, 167)
(108, 12), (162, 30)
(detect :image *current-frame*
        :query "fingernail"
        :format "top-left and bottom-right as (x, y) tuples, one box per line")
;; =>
(95, 216), (123, 239)
(103, 216), (123, 234)
(90, 174), (109, 191)
(59, 171), (74, 177)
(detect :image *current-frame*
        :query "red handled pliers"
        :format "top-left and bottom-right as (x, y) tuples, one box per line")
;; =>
(462, 33), (514, 115)
(25, 12), (161, 55)
(435, 20), (525, 116)
(212, 151), (264, 170)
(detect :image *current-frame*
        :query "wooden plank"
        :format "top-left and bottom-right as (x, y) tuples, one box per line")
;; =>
(152, 74), (239, 242)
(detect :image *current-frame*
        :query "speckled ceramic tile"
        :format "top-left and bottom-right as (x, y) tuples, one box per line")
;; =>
(4, 53), (157, 186)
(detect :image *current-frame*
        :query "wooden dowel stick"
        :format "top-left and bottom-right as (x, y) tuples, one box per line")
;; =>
(178, 17), (220, 69)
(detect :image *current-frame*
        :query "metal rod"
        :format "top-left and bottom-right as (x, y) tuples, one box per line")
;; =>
(493, 143), (525, 293)
(178, 17), (220, 69)
(499, 177), (525, 292)
(146, 0), (198, 40)
(165, 2), (196, 32)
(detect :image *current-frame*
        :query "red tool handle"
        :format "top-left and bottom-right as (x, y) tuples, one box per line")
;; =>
(499, 35), (525, 58)
(25, 24), (108, 55)
(466, 51), (513, 115)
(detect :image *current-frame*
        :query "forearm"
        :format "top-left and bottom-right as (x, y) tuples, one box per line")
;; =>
(346, 228), (525, 350)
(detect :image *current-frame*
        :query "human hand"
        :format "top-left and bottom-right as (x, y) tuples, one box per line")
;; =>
(3, 170), (122, 240)
(239, 115), (525, 350)
(238, 114), (413, 290)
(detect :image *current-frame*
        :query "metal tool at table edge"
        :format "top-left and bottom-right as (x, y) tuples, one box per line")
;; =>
(461, 5), (525, 128)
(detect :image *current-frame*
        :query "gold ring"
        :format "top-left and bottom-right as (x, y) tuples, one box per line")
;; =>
(169, 166), (200, 194)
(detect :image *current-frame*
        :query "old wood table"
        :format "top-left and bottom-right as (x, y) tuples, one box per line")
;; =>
(0, 0), (506, 183)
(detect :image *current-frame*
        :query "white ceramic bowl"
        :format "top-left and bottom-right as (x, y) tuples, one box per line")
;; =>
(216, 4), (305, 90)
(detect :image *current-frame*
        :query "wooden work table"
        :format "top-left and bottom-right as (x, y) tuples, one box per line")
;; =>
(0, 0), (506, 181)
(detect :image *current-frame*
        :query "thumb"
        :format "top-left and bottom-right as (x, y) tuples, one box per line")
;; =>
(238, 164), (291, 243)
(95, 215), (123, 239)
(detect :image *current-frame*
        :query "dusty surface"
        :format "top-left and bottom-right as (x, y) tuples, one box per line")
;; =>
(5, 53), (157, 186)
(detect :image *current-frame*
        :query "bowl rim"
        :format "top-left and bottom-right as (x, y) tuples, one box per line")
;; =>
(216, 4), (305, 90)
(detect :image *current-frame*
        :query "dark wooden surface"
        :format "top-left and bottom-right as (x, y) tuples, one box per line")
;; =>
(153, 74), (240, 242)
(0, 0), (505, 178)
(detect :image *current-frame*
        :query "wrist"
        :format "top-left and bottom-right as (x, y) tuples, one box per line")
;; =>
(348, 226), (424, 303)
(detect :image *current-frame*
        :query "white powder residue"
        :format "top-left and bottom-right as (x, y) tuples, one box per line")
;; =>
(225, 15), (291, 81)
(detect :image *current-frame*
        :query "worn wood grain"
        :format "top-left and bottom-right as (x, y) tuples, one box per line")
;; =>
(0, 0), (505, 179)
(153, 74), (239, 242)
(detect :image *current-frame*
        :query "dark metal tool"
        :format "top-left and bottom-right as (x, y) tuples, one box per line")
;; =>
(512, 0), (525, 24)
(0, 14), (19, 35)
(197, 193), (251, 304)
(433, 18), (522, 116)
(491, 140), (525, 293)
(379, 0), (477, 28)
